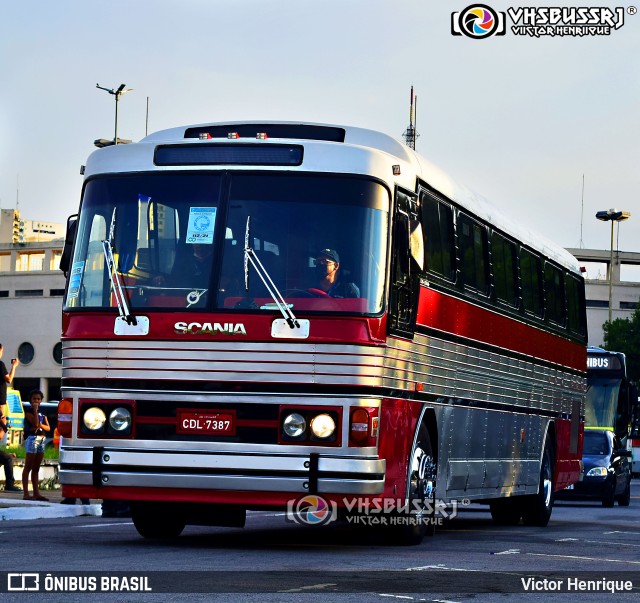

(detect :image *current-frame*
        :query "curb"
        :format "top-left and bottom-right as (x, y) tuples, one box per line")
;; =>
(0, 498), (102, 521)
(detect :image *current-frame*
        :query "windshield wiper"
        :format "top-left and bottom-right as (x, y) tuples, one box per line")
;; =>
(102, 208), (137, 326)
(244, 216), (299, 329)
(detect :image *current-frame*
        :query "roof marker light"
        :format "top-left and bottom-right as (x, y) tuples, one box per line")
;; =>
(199, 133), (212, 140)
(227, 132), (240, 139)
(256, 132), (268, 140)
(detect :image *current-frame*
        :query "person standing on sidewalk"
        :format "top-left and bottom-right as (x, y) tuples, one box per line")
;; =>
(22, 390), (50, 501)
(0, 412), (21, 492)
(0, 343), (21, 492)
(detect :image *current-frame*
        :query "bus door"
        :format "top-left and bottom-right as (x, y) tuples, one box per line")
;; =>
(388, 189), (424, 338)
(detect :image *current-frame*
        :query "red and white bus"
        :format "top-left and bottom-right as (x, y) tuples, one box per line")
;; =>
(58, 121), (587, 543)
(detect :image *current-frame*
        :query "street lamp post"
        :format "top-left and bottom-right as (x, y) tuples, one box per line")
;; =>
(595, 208), (631, 324)
(96, 83), (134, 145)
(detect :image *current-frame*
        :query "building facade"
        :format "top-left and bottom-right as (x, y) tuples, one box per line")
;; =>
(0, 240), (66, 401)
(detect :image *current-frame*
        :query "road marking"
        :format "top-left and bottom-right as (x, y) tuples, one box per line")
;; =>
(555, 538), (579, 542)
(491, 549), (520, 555)
(378, 595), (414, 600)
(528, 553), (640, 565)
(604, 530), (640, 535)
(278, 583), (336, 593)
(406, 565), (482, 572)
(76, 522), (134, 528)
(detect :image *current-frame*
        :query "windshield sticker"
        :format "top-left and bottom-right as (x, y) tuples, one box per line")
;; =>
(67, 261), (85, 299)
(186, 207), (216, 244)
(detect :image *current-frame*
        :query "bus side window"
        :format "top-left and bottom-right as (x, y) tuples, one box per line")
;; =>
(565, 273), (586, 336)
(458, 213), (489, 296)
(491, 232), (518, 307)
(420, 192), (455, 282)
(544, 262), (566, 326)
(520, 248), (543, 317)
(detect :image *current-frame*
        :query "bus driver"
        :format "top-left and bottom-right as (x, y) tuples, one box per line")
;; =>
(312, 249), (360, 298)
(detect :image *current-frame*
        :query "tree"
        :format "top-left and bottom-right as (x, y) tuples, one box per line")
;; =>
(603, 305), (640, 384)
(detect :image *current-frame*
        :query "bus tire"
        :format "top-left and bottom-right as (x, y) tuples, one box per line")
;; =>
(390, 420), (437, 546)
(522, 437), (555, 527)
(131, 502), (186, 539)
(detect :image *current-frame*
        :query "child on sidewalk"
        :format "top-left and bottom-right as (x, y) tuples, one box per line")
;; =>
(22, 390), (50, 501)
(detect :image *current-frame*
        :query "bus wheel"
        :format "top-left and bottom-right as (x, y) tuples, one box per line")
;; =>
(392, 421), (437, 546)
(522, 438), (555, 526)
(131, 502), (186, 539)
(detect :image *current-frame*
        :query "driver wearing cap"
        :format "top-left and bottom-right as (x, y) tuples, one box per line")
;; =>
(313, 249), (360, 298)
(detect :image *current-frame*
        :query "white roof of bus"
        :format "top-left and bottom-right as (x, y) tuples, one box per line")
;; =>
(112, 121), (582, 273)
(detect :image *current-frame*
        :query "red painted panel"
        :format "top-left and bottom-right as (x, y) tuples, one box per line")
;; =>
(62, 312), (386, 345)
(417, 287), (586, 371)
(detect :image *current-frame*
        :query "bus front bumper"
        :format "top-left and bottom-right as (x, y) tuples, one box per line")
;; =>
(59, 444), (386, 497)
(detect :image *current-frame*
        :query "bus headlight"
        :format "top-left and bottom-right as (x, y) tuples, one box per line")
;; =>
(109, 407), (132, 432)
(310, 413), (336, 439)
(83, 407), (107, 431)
(283, 413), (306, 438)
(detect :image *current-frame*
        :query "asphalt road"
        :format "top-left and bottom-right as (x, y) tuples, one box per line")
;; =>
(1, 482), (639, 602)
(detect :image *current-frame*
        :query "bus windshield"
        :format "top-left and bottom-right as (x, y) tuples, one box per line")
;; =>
(585, 377), (621, 429)
(64, 172), (389, 315)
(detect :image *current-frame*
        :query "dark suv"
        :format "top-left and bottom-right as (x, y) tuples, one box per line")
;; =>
(558, 429), (631, 507)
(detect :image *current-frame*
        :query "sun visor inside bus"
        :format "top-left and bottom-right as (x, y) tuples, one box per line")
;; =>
(115, 202), (138, 273)
(183, 124), (345, 142)
(154, 144), (303, 166)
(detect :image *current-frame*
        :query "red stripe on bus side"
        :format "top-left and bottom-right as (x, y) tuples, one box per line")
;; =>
(417, 287), (586, 372)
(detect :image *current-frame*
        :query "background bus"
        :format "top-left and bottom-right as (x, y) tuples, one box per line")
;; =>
(586, 346), (639, 474)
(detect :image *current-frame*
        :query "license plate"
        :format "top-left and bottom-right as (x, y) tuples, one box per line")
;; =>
(177, 410), (236, 436)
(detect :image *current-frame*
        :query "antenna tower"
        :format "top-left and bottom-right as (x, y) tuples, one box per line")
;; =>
(402, 86), (419, 150)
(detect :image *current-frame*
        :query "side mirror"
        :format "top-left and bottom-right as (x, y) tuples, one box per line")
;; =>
(409, 218), (425, 272)
(59, 215), (78, 276)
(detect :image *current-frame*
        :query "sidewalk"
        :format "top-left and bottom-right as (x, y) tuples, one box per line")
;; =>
(0, 487), (102, 521)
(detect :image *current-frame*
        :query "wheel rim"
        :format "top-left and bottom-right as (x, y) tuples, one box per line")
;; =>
(542, 451), (552, 509)
(409, 439), (436, 517)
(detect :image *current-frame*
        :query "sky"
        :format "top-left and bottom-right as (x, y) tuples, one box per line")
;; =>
(1, 0), (638, 252)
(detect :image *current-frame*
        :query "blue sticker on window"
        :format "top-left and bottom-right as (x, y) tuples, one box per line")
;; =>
(186, 207), (216, 244)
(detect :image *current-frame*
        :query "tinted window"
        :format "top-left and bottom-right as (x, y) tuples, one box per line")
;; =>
(566, 274), (585, 334)
(491, 232), (518, 306)
(458, 214), (488, 294)
(583, 431), (610, 455)
(545, 262), (566, 325)
(520, 249), (543, 317)
(420, 192), (455, 281)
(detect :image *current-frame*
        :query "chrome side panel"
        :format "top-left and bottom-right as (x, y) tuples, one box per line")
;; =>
(385, 333), (583, 501)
